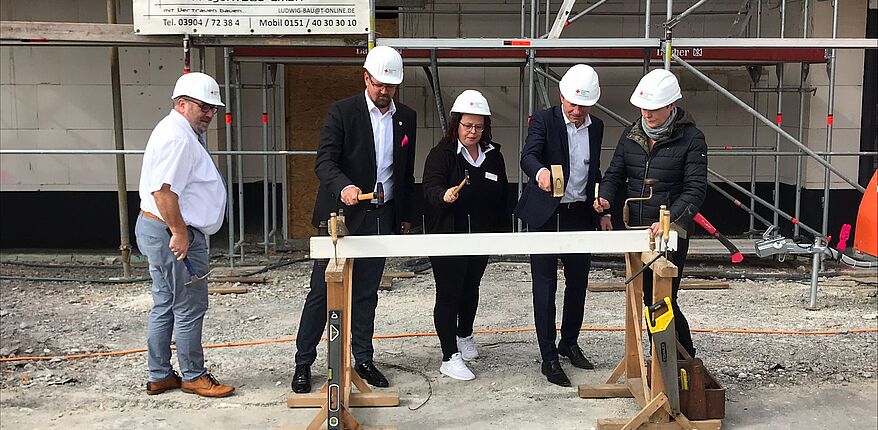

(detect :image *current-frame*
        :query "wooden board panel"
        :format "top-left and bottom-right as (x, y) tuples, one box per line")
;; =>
(286, 19), (399, 239)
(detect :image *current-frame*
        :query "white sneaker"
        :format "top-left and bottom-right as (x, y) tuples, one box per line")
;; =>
(457, 335), (479, 361)
(439, 353), (475, 381)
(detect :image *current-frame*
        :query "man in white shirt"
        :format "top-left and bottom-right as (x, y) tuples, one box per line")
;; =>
(135, 72), (234, 398)
(514, 64), (610, 387)
(292, 46), (418, 394)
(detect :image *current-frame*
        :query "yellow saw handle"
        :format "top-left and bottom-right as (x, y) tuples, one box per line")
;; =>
(644, 296), (674, 334)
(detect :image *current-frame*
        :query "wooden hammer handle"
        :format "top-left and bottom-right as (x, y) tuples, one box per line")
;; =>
(451, 176), (468, 196)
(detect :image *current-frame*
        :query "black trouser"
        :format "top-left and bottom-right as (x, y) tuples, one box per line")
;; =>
(642, 238), (695, 357)
(295, 202), (394, 366)
(430, 255), (488, 361)
(529, 203), (593, 362)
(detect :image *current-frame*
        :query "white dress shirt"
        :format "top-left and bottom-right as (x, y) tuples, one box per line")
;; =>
(560, 112), (592, 203)
(139, 110), (226, 235)
(365, 90), (396, 202)
(457, 140), (494, 167)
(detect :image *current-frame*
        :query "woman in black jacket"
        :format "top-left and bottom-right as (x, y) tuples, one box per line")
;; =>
(595, 69), (707, 358)
(423, 90), (509, 380)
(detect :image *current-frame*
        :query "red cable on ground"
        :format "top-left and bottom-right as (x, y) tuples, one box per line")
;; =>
(1, 326), (875, 363)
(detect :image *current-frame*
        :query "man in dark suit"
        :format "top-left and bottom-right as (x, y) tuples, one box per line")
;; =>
(514, 64), (611, 387)
(292, 46), (417, 393)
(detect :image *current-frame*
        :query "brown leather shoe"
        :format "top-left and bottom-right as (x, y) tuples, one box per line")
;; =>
(146, 372), (182, 395)
(181, 373), (235, 398)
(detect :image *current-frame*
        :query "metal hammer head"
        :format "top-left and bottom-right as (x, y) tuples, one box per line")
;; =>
(464, 170), (471, 185)
(374, 182), (385, 205)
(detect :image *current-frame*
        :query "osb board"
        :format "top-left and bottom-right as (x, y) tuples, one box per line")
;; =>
(286, 19), (399, 239)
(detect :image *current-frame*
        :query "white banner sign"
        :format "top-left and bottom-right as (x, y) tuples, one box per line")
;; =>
(133, 0), (370, 36)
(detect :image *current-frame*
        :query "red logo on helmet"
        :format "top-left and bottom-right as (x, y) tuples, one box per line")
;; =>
(575, 89), (581, 94)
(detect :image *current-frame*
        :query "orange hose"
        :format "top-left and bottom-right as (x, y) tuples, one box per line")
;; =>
(1, 326), (874, 363)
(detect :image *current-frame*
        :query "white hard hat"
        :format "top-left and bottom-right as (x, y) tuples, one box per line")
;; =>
(558, 64), (600, 106)
(450, 90), (491, 116)
(630, 69), (682, 110)
(171, 72), (224, 107)
(363, 46), (404, 85)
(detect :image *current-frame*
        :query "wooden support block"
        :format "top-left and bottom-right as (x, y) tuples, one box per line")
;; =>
(287, 391), (400, 408)
(596, 419), (721, 430)
(588, 281), (729, 292)
(641, 252), (678, 278)
(579, 384), (634, 399)
(621, 393), (670, 430)
(379, 275), (394, 290)
(207, 286), (249, 294)
(325, 258), (346, 283)
(626, 378), (648, 408)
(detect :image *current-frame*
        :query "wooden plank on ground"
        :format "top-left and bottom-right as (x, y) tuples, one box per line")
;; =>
(210, 276), (265, 284)
(379, 271), (414, 290)
(589, 281), (730, 292)
(208, 286), (249, 294)
(597, 419), (721, 430)
(209, 266), (266, 277)
(579, 383), (634, 398)
(384, 271), (416, 278)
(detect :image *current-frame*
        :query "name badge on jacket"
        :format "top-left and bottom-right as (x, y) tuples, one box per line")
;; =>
(485, 172), (498, 182)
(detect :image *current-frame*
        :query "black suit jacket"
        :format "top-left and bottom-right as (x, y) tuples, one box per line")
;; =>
(514, 106), (604, 229)
(311, 94), (417, 234)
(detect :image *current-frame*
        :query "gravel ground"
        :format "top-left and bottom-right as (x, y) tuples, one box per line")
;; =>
(0, 253), (876, 429)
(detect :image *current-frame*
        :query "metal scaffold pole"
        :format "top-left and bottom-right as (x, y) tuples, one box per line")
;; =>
(223, 48), (236, 266)
(107, 0), (131, 278)
(235, 61), (246, 263)
(822, 0), (840, 237)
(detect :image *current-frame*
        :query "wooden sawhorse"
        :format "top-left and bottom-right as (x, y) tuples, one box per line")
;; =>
(579, 251), (723, 430)
(286, 258), (399, 430)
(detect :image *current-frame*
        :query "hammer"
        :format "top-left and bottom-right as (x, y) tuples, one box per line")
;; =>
(550, 165), (564, 198)
(450, 170), (471, 197)
(358, 182), (385, 204)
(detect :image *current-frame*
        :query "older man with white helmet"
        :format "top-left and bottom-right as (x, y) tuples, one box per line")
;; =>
(292, 46), (418, 394)
(515, 64), (607, 387)
(136, 72), (234, 398)
(595, 69), (708, 358)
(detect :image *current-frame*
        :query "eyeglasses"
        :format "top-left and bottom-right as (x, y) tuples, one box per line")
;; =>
(460, 123), (485, 132)
(366, 74), (398, 91)
(183, 97), (219, 114)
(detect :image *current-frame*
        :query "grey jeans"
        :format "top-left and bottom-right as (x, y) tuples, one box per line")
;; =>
(135, 214), (209, 382)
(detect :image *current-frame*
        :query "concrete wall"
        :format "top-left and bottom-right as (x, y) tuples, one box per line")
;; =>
(0, 0), (869, 194)
(0, 0), (283, 191)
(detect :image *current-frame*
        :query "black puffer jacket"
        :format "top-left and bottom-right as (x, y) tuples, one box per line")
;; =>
(600, 108), (707, 234)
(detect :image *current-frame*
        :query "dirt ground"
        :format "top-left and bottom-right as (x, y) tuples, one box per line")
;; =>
(0, 252), (876, 430)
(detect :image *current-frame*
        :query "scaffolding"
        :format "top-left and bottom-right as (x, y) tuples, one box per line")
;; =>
(1, 0), (876, 309)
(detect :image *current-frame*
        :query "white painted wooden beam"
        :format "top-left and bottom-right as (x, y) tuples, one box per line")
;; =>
(309, 230), (677, 259)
